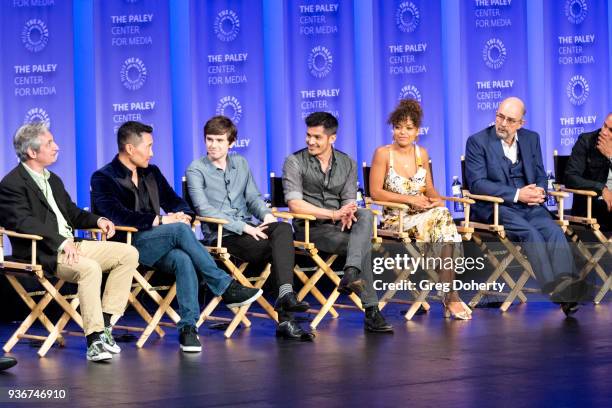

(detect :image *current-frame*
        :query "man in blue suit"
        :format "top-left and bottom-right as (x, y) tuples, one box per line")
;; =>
(465, 97), (588, 316)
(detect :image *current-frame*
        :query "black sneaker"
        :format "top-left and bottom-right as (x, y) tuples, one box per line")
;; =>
(338, 267), (366, 295)
(179, 326), (202, 353)
(221, 281), (263, 309)
(364, 307), (394, 333)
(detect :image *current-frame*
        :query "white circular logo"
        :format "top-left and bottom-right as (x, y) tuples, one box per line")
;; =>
(21, 19), (49, 53)
(308, 46), (333, 78)
(399, 85), (422, 102)
(565, 0), (588, 24)
(482, 38), (507, 70)
(566, 75), (589, 106)
(395, 2), (420, 33)
(216, 96), (243, 124)
(24, 107), (51, 128)
(120, 57), (147, 91)
(214, 10), (240, 42)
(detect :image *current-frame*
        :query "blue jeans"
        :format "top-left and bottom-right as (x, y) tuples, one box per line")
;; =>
(132, 223), (232, 329)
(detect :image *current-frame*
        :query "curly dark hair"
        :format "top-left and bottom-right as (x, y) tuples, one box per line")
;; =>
(387, 99), (423, 129)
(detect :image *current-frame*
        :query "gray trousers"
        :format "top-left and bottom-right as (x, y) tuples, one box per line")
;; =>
(295, 208), (378, 308)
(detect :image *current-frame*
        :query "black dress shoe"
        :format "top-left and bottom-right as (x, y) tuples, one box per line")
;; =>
(0, 356), (17, 371)
(276, 320), (315, 341)
(338, 267), (365, 295)
(275, 292), (310, 313)
(550, 278), (587, 303)
(364, 307), (393, 333)
(561, 302), (579, 317)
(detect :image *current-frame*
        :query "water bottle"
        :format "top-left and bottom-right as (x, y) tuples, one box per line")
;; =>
(356, 182), (365, 208)
(263, 193), (272, 208)
(451, 176), (464, 212)
(546, 171), (556, 207)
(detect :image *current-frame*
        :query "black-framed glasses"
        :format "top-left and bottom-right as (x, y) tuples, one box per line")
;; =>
(495, 113), (522, 126)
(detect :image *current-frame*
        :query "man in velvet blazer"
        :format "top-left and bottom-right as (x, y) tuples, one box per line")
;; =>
(565, 113), (612, 232)
(465, 97), (588, 315)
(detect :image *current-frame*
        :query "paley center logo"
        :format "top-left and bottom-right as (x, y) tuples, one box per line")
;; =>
(24, 107), (51, 128)
(395, 2), (420, 33)
(308, 45), (333, 78)
(216, 96), (243, 124)
(566, 75), (589, 106)
(22, 19), (49, 53)
(214, 9), (240, 42)
(565, 0), (588, 24)
(399, 84), (422, 102)
(482, 38), (507, 70)
(120, 57), (147, 91)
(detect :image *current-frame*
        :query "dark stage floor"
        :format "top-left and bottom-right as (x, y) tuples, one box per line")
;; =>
(1, 301), (611, 408)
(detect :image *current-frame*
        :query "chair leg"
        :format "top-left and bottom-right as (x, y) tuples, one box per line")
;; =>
(294, 265), (340, 318)
(136, 284), (177, 348)
(500, 271), (530, 312)
(38, 297), (81, 357)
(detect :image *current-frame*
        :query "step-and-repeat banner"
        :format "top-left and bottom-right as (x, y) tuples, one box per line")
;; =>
(373, 0), (446, 189)
(545, 0), (610, 155)
(94, 0), (174, 180)
(460, 0), (529, 137)
(191, 0), (267, 189)
(285, 0), (357, 158)
(0, 0), (76, 194)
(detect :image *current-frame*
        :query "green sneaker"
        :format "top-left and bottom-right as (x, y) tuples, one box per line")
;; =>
(101, 326), (121, 354)
(87, 339), (112, 362)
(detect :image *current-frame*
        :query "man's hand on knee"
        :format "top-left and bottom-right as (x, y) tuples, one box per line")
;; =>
(62, 241), (81, 266)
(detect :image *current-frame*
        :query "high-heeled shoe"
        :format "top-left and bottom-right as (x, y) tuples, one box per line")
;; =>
(442, 293), (472, 320)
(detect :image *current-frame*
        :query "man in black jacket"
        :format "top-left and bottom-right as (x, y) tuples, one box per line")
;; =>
(0, 123), (139, 362)
(91, 121), (261, 353)
(566, 113), (612, 232)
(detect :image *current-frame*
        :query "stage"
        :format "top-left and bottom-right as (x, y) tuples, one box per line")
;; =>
(1, 301), (611, 407)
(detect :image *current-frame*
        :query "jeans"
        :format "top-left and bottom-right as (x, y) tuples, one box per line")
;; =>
(132, 223), (233, 329)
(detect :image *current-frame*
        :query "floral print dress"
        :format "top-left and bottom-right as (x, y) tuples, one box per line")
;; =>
(381, 145), (461, 244)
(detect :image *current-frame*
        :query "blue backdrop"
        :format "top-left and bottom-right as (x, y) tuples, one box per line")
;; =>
(0, 0), (610, 211)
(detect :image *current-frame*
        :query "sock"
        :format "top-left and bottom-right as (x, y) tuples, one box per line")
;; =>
(103, 312), (112, 328)
(365, 306), (377, 315)
(278, 284), (293, 300)
(86, 331), (103, 347)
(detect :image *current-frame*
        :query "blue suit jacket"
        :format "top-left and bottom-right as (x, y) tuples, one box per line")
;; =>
(465, 126), (547, 222)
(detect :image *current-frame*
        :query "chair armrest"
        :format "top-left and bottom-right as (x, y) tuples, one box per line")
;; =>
(370, 200), (409, 210)
(464, 193), (504, 203)
(560, 187), (598, 197)
(272, 211), (294, 220)
(440, 196), (476, 205)
(195, 216), (229, 225)
(289, 213), (317, 221)
(0, 228), (43, 241)
(548, 191), (569, 198)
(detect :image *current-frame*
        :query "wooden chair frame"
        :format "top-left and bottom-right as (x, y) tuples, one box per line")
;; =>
(180, 177), (278, 339)
(1, 227), (84, 357)
(269, 173), (375, 330)
(362, 162), (476, 319)
(552, 150), (611, 304)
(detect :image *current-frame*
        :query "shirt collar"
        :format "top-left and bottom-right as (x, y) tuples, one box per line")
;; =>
(307, 147), (337, 167)
(501, 133), (518, 148)
(21, 162), (50, 181)
(203, 154), (236, 171)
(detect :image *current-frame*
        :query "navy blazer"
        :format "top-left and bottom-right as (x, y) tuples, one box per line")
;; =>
(0, 164), (100, 274)
(91, 156), (192, 240)
(465, 126), (547, 222)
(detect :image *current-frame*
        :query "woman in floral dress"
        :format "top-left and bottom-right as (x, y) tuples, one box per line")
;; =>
(369, 99), (472, 320)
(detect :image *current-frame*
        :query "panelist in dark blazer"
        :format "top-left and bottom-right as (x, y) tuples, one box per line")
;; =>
(91, 121), (262, 353)
(565, 113), (612, 232)
(465, 97), (587, 315)
(0, 123), (139, 362)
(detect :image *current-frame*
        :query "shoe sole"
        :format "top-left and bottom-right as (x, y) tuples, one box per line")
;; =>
(87, 353), (113, 362)
(225, 289), (263, 309)
(102, 343), (121, 354)
(180, 345), (202, 353)
(364, 326), (394, 333)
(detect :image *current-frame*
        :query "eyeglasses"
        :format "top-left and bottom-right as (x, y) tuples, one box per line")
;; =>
(495, 113), (522, 126)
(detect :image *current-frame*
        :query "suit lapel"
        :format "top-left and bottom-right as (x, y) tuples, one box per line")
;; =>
(517, 132), (533, 183)
(18, 165), (52, 211)
(487, 130), (510, 182)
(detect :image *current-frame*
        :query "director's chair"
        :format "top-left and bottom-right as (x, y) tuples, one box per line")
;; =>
(1, 227), (84, 357)
(269, 173), (374, 330)
(459, 156), (567, 311)
(181, 177), (278, 339)
(362, 161), (475, 320)
(553, 150), (611, 303)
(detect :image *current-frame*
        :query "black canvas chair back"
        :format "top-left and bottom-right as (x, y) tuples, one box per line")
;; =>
(269, 174), (287, 208)
(553, 153), (570, 186)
